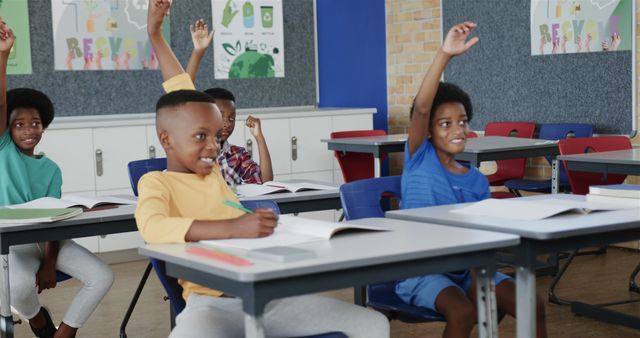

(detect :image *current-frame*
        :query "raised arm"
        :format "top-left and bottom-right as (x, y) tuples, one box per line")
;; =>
(0, 19), (15, 136)
(147, 0), (185, 81)
(246, 116), (273, 182)
(186, 19), (215, 82)
(408, 22), (478, 155)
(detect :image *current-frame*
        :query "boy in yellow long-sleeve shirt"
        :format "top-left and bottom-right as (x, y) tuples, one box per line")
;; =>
(134, 1), (390, 337)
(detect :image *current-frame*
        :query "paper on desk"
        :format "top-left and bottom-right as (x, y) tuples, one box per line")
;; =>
(450, 198), (635, 221)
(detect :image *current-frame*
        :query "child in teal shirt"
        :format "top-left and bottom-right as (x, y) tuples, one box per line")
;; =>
(0, 21), (113, 338)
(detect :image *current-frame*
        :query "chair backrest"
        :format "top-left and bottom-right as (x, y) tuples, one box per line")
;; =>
(467, 130), (478, 138)
(331, 130), (387, 183)
(340, 176), (401, 221)
(484, 122), (537, 181)
(127, 158), (167, 196)
(538, 123), (594, 183)
(558, 136), (632, 195)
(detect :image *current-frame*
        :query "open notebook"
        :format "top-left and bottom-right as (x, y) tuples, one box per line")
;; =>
(7, 195), (136, 210)
(0, 208), (82, 224)
(236, 181), (336, 197)
(200, 215), (389, 250)
(450, 198), (637, 221)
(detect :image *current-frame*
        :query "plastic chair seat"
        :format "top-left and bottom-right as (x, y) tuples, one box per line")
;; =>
(367, 282), (443, 322)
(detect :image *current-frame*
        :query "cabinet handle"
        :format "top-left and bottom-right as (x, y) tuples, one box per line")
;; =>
(149, 145), (156, 159)
(291, 136), (297, 161)
(95, 149), (103, 177)
(246, 139), (253, 158)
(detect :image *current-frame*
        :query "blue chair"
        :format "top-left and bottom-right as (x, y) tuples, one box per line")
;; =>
(340, 176), (444, 323)
(127, 157), (167, 196)
(504, 123), (593, 196)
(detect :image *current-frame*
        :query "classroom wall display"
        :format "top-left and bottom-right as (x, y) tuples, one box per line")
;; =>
(1, 0), (32, 75)
(531, 0), (632, 55)
(443, 0), (634, 135)
(51, 0), (170, 71)
(211, 0), (285, 79)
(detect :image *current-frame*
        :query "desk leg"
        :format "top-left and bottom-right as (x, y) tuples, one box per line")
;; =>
(476, 267), (498, 338)
(0, 254), (12, 338)
(516, 265), (536, 338)
(374, 156), (382, 178)
(551, 159), (559, 194)
(244, 313), (266, 338)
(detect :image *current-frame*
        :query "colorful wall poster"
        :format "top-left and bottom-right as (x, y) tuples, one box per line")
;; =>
(531, 0), (632, 55)
(0, 0), (32, 75)
(52, 0), (170, 71)
(212, 0), (285, 79)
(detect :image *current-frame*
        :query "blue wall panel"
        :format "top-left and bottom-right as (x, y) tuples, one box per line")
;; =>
(317, 0), (388, 132)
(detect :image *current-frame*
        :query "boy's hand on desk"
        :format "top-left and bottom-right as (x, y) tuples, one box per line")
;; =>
(35, 263), (57, 294)
(441, 21), (478, 57)
(232, 209), (278, 238)
(147, 0), (172, 35)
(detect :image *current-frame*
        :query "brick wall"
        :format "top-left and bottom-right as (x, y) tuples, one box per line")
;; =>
(385, 0), (640, 180)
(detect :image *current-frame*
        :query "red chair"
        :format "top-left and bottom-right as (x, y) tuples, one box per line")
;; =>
(558, 136), (632, 195)
(484, 122), (537, 186)
(331, 130), (387, 182)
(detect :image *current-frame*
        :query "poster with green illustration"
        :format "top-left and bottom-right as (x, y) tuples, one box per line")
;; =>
(212, 0), (285, 79)
(0, 0), (32, 75)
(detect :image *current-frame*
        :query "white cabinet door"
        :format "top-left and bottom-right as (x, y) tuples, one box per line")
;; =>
(290, 116), (333, 173)
(260, 118), (291, 175)
(37, 129), (96, 194)
(93, 126), (148, 191)
(145, 125), (166, 159)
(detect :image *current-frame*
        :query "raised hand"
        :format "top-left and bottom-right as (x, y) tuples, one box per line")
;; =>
(65, 50), (74, 70)
(124, 51), (131, 70)
(576, 35), (583, 52)
(245, 115), (263, 138)
(551, 38), (559, 54)
(585, 33), (592, 52)
(95, 50), (103, 70)
(0, 18), (15, 55)
(539, 35), (545, 55)
(561, 34), (567, 53)
(83, 55), (93, 70)
(147, 0), (172, 35)
(190, 19), (215, 52)
(441, 21), (479, 57)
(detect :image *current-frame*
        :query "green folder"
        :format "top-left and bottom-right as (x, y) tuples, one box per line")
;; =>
(0, 208), (83, 224)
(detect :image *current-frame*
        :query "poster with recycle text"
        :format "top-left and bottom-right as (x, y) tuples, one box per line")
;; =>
(52, 0), (170, 71)
(212, 0), (285, 79)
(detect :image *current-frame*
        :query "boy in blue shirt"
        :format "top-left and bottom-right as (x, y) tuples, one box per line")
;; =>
(0, 20), (113, 338)
(397, 22), (547, 338)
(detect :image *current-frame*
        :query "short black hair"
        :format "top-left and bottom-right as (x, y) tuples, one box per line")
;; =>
(155, 90), (217, 112)
(204, 87), (236, 102)
(410, 82), (473, 123)
(7, 88), (55, 128)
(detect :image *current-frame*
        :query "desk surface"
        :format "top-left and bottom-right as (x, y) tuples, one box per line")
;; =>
(321, 134), (408, 146)
(237, 179), (339, 204)
(0, 204), (136, 231)
(557, 148), (640, 165)
(139, 217), (519, 282)
(386, 194), (640, 240)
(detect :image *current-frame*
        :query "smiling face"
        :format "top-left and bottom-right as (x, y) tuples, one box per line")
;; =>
(429, 101), (469, 158)
(215, 98), (236, 143)
(9, 107), (44, 156)
(159, 102), (223, 176)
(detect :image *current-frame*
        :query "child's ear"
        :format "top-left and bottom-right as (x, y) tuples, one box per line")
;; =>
(159, 130), (171, 150)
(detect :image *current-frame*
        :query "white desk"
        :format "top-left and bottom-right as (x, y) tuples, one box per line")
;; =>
(139, 217), (520, 338)
(239, 179), (340, 214)
(386, 194), (640, 338)
(322, 135), (559, 177)
(0, 205), (138, 338)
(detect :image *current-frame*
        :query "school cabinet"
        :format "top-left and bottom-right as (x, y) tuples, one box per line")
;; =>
(36, 108), (374, 253)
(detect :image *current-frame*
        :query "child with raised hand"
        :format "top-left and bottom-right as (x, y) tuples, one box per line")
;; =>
(187, 19), (273, 184)
(397, 22), (548, 338)
(141, 1), (389, 337)
(0, 19), (113, 338)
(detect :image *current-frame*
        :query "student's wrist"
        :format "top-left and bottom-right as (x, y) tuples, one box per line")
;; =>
(192, 48), (206, 55)
(436, 48), (454, 60)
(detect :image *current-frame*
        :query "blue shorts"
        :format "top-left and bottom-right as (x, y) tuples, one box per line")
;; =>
(395, 270), (512, 312)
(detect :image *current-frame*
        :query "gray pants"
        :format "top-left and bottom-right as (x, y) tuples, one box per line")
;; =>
(170, 293), (390, 338)
(9, 240), (114, 328)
